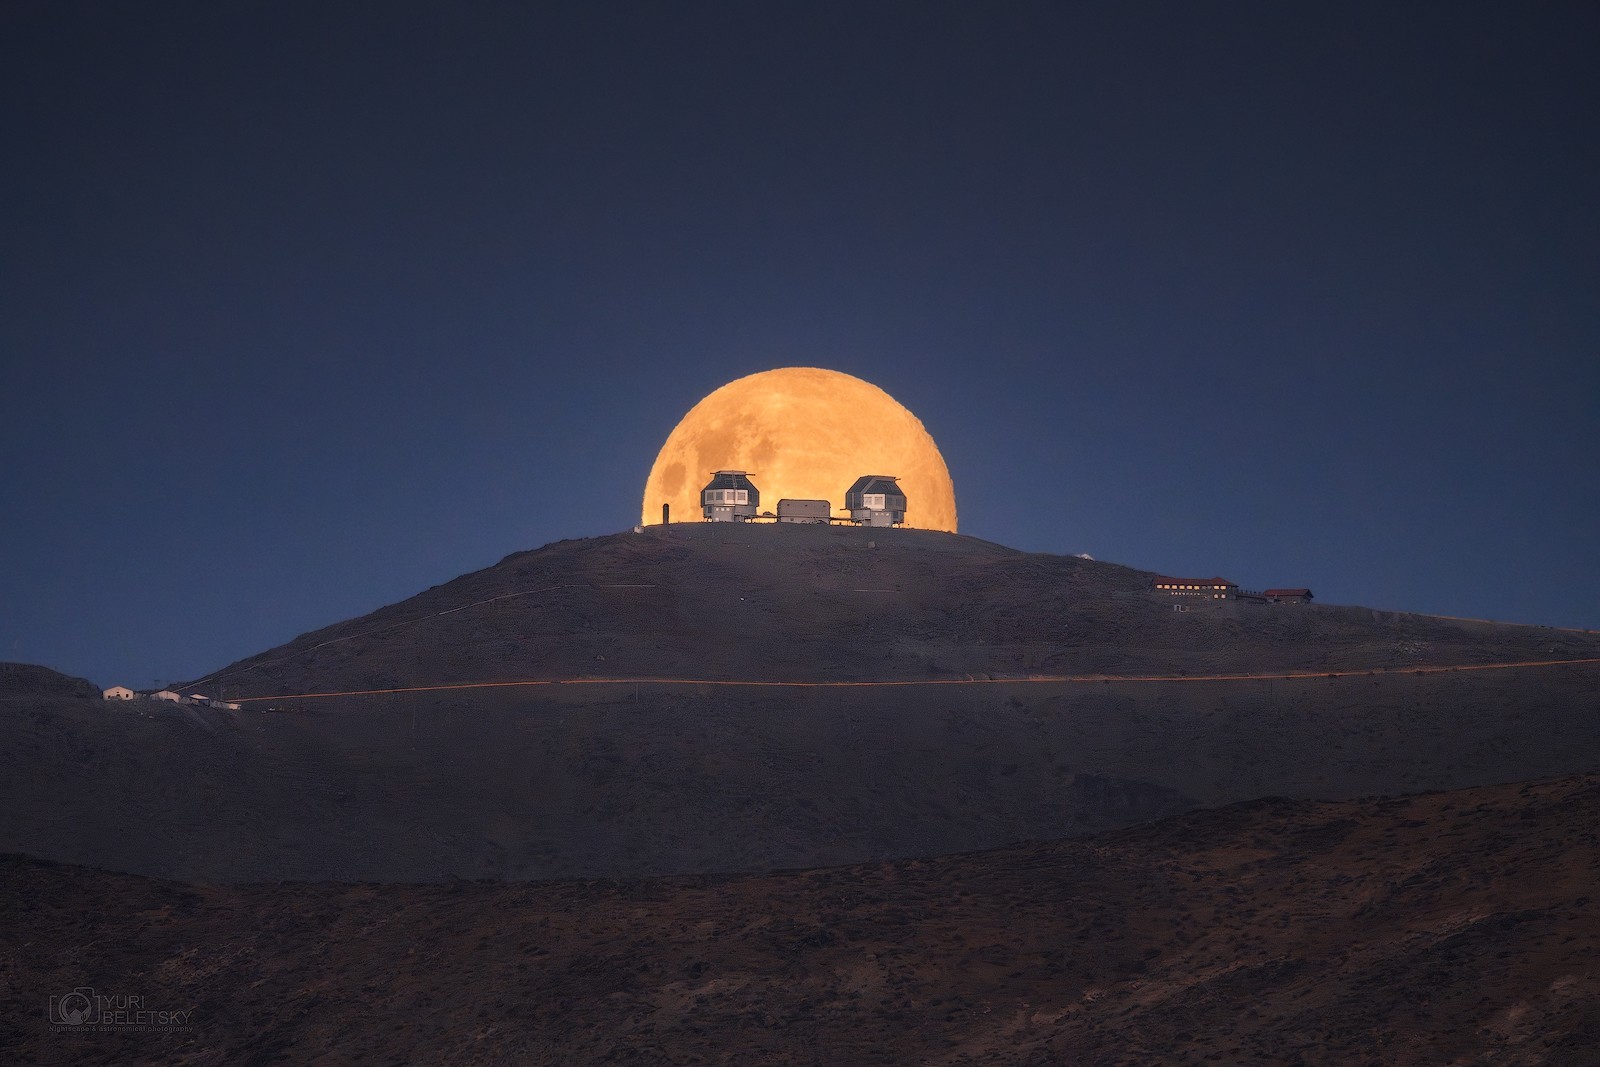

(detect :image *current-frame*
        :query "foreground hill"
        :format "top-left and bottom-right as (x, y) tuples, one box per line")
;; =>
(4, 774), (1596, 1066)
(5, 650), (1598, 882)
(2, 526), (1598, 883)
(186, 523), (1600, 697)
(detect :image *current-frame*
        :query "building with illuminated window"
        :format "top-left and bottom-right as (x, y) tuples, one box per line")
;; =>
(1151, 576), (1240, 600)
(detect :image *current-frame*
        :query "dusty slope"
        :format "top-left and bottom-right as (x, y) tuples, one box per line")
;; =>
(4, 656), (1598, 883)
(4, 526), (1596, 883)
(4, 774), (1596, 1066)
(0, 664), (96, 699)
(185, 524), (1600, 697)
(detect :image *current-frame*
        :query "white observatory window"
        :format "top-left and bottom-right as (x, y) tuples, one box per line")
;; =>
(864, 493), (885, 509)
(733, 489), (748, 504)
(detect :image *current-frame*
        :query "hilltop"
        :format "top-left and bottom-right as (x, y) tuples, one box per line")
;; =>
(190, 523), (1599, 698)
(2, 525), (1596, 883)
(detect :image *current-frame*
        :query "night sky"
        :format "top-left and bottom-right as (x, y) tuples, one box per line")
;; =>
(4, 2), (1597, 689)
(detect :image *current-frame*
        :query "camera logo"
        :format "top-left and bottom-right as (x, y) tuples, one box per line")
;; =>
(50, 987), (99, 1025)
(47, 986), (193, 1032)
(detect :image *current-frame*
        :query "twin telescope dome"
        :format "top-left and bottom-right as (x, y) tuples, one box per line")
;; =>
(696, 469), (907, 528)
(641, 367), (956, 532)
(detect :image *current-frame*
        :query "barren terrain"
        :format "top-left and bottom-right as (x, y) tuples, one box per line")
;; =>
(189, 524), (1600, 696)
(2, 526), (1597, 883)
(4, 774), (1596, 1065)
(4, 527), (1598, 1062)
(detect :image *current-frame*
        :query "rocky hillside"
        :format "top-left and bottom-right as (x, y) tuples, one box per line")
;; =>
(3, 650), (1596, 883)
(188, 523), (1599, 698)
(4, 774), (1596, 1066)
(3, 526), (1596, 884)
(0, 662), (97, 699)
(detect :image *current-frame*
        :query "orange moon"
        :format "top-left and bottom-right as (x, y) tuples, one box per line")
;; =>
(642, 367), (957, 531)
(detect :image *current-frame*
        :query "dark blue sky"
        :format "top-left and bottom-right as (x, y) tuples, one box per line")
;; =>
(4, 2), (1597, 688)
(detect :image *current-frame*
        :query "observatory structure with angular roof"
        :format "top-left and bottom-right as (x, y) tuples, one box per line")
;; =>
(701, 470), (759, 522)
(845, 475), (906, 527)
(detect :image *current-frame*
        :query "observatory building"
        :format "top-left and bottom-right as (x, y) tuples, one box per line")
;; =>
(701, 470), (760, 522)
(845, 475), (906, 527)
(1152, 577), (1240, 601)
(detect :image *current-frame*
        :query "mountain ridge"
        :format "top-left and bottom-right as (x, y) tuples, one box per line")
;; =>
(4, 523), (1595, 884)
(184, 523), (1600, 698)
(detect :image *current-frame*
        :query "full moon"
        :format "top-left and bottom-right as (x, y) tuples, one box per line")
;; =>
(642, 367), (957, 532)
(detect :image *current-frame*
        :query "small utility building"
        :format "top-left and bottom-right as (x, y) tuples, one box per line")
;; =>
(1264, 588), (1315, 603)
(777, 499), (830, 524)
(102, 686), (135, 700)
(845, 476), (906, 527)
(701, 470), (759, 522)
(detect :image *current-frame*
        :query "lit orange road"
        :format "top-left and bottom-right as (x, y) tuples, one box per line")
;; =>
(229, 656), (1600, 703)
